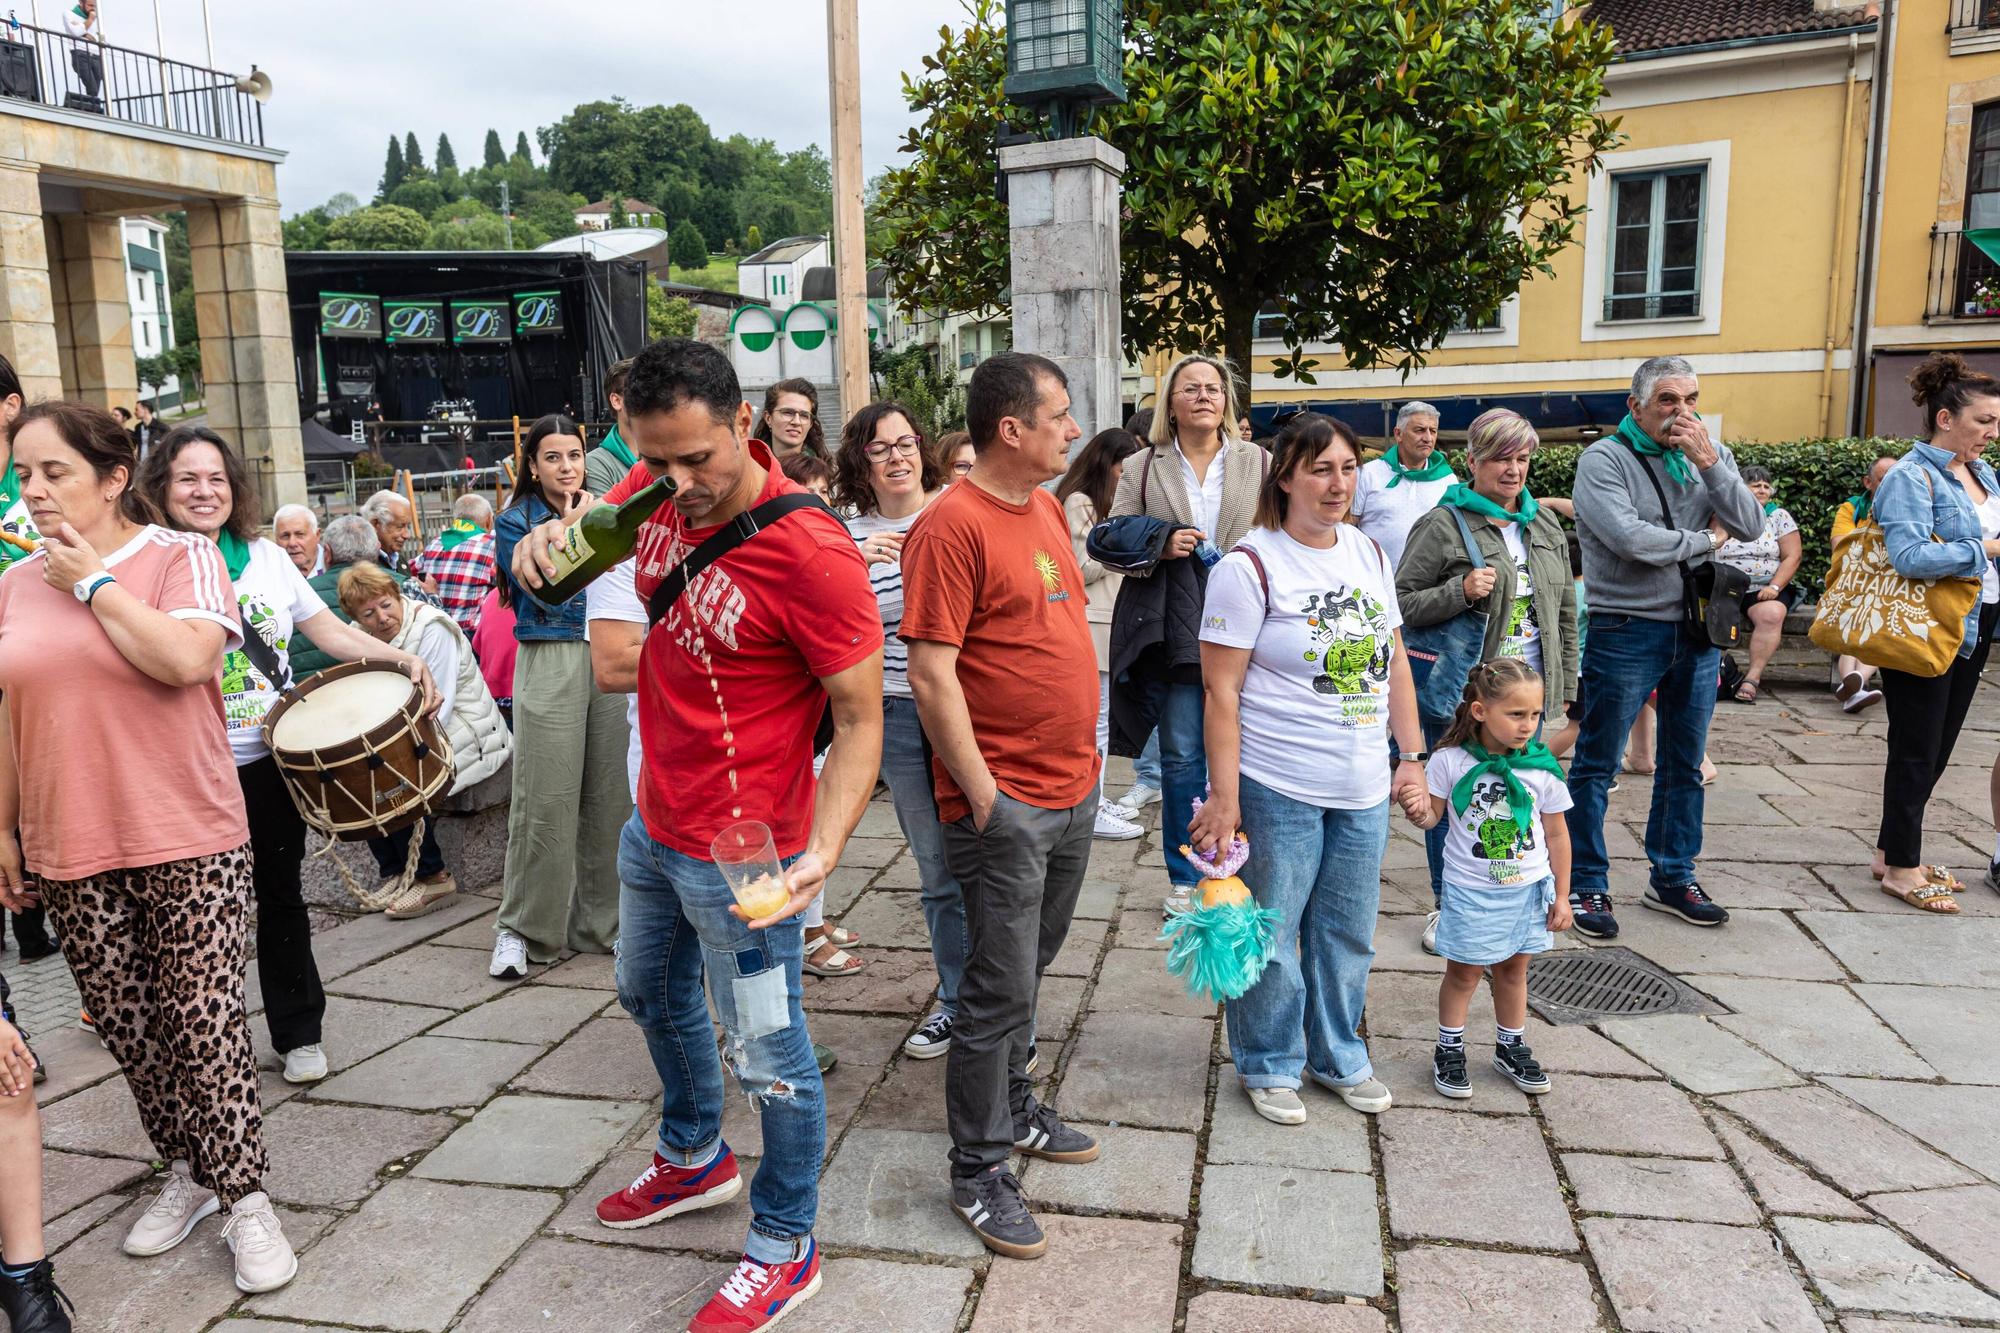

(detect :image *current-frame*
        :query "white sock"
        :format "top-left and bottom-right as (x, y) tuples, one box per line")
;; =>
(1496, 1023), (1525, 1048)
(1437, 1023), (1465, 1050)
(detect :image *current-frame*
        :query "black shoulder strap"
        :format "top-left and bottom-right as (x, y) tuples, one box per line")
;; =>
(646, 491), (835, 628)
(1139, 447), (1155, 511)
(1634, 454), (1705, 620)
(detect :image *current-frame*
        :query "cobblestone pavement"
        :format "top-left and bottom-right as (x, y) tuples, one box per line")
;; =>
(11, 677), (2000, 1331)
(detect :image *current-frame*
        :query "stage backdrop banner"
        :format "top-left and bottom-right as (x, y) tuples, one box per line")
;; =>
(513, 290), (565, 337)
(319, 292), (382, 339)
(385, 300), (446, 344)
(451, 300), (512, 344)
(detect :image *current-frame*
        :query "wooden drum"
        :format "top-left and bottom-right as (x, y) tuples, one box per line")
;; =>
(263, 660), (453, 841)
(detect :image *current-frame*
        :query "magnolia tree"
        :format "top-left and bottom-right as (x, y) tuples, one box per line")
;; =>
(880, 0), (1620, 383)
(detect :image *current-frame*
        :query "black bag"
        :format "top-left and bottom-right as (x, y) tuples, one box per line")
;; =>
(644, 491), (840, 756)
(1634, 458), (1750, 651)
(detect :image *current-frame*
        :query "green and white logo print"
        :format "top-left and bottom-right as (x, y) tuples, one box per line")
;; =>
(1463, 774), (1537, 883)
(1301, 585), (1392, 725)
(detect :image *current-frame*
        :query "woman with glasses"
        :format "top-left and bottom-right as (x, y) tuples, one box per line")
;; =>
(832, 403), (970, 1059)
(1110, 353), (1267, 910)
(938, 430), (975, 482)
(753, 378), (825, 460)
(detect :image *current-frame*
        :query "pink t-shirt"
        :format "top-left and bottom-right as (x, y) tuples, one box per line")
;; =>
(0, 525), (247, 880)
(469, 586), (517, 701)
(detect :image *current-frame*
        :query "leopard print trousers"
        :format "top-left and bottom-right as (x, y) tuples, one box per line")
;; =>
(42, 843), (268, 1205)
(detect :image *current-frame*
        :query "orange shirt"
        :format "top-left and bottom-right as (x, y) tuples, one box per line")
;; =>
(899, 480), (1102, 821)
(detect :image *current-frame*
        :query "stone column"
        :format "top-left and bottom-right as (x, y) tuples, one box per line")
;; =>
(998, 135), (1126, 439)
(0, 160), (60, 401)
(55, 213), (138, 411)
(188, 196), (304, 510)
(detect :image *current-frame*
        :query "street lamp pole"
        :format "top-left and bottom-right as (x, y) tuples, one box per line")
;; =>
(825, 0), (869, 416)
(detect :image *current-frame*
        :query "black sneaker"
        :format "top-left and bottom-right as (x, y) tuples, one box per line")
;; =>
(1571, 891), (1619, 939)
(1024, 1041), (1040, 1078)
(952, 1165), (1046, 1259)
(1642, 881), (1730, 927)
(902, 1011), (952, 1059)
(1013, 1100), (1099, 1163)
(1493, 1042), (1552, 1094)
(0, 1258), (75, 1333)
(1432, 1044), (1471, 1100)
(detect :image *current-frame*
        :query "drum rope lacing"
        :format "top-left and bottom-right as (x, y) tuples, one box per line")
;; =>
(278, 706), (455, 912)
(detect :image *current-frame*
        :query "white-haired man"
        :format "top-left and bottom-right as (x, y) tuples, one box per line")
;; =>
(1350, 400), (1455, 569)
(360, 490), (419, 575)
(273, 503), (324, 577)
(1566, 356), (1762, 941)
(411, 493), (497, 634)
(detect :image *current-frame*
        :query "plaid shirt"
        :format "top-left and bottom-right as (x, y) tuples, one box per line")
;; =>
(412, 530), (497, 633)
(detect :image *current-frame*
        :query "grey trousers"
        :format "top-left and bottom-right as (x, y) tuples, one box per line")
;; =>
(940, 786), (1096, 1179)
(497, 639), (633, 961)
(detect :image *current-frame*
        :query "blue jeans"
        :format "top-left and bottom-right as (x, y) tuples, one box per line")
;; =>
(614, 814), (822, 1265)
(1226, 776), (1388, 1090)
(1566, 614), (1719, 896)
(881, 695), (967, 1015)
(1160, 682), (1208, 887)
(1134, 730), (1161, 790)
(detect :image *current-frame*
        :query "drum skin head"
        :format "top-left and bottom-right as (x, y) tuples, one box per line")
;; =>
(269, 670), (410, 750)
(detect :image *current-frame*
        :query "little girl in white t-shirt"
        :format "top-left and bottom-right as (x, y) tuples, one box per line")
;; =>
(1404, 657), (1574, 1101)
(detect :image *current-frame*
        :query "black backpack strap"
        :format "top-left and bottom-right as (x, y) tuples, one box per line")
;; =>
(645, 491), (833, 628)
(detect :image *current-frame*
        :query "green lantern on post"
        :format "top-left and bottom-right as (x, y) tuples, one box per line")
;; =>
(1004, 0), (1126, 138)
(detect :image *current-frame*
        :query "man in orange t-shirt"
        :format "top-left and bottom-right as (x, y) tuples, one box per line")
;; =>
(901, 352), (1103, 1262)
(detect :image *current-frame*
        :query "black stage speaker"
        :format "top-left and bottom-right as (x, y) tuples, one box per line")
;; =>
(0, 40), (38, 100)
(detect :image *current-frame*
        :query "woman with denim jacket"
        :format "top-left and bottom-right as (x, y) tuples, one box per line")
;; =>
(488, 414), (634, 977)
(1870, 354), (2000, 915)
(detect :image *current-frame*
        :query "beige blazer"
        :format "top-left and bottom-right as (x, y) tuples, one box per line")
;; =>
(1108, 435), (1265, 555)
(1064, 489), (1118, 670)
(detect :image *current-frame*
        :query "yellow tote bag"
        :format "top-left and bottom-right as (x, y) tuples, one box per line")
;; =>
(1808, 522), (1981, 678)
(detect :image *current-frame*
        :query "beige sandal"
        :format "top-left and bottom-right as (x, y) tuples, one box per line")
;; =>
(823, 923), (863, 948)
(804, 931), (867, 977)
(1881, 869), (1962, 915)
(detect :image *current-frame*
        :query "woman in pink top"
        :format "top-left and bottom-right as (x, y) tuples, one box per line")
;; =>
(469, 584), (517, 722)
(0, 403), (298, 1296)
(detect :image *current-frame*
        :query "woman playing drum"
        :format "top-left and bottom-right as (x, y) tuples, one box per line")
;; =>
(139, 426), (437, 1086)
(0, 402), (298, 1294)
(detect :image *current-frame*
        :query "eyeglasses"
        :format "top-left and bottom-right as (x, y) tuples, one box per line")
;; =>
(864, 436), (923, 462)
(951, 459), (975, 475)
(1174, 383), (1224, 401)
(771, 408), (815, 424)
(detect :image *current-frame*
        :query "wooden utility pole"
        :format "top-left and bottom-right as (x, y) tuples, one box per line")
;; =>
(826, 0), (869, 416)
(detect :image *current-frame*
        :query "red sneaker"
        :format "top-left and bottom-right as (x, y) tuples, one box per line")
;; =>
(595, 1145), (742, 1230)
(686, 1239), (822, 1332)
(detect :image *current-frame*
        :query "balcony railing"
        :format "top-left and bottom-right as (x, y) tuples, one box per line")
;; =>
(1950, 0), (2000, 31)
(1925, 223), (2000, 320)
(0, 21), (263, 148)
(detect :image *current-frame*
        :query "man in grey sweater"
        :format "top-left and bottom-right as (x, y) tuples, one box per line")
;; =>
(1567, 356), (1763, 939)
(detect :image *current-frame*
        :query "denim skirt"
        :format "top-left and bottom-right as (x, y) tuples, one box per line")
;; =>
(1434, 874), (1556, 966)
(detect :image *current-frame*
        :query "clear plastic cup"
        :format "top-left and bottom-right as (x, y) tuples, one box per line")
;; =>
(712, 820), (790, 923)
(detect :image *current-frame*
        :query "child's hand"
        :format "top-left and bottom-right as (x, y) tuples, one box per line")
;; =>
(1548, 894), (1573, 933)
(0, 1017), (33, 1097)
(1398, 788), (1434, 827)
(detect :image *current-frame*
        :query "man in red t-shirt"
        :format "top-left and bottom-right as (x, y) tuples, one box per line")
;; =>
(511, 339), (881, 1333)
(900, 351), (1104, 1262)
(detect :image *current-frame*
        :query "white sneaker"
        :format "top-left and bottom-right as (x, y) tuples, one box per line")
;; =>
(489, 928), (529, 980)
(222, 1191), (298, 1293)
(903, 1010), (953, 1059)
(1336, 1077), (1394, 1115)
(1164, 887), (1194, 914)
(122, 1161), (219, 1256)
(1114, 782), (1160, 814)
(281, 1044), (327, 1084)
(1420, 910), (1440, 956)
(1246, 1085), (1307, 1125)
(1093, 803), (1143, 841)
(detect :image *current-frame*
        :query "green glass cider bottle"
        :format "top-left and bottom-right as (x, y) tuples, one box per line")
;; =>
(530, 474), (677, 605)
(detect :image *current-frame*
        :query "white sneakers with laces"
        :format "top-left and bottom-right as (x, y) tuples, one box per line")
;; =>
(489, 927), (529, 980)
(222, 1191), (298, 1293)
(281, 1043), (327, 1084)
(122, 1161), (218, 1256)
(1093, 802), (1143, 840)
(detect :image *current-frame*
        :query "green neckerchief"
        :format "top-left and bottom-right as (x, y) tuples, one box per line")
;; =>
(1452, 740), (1567, 834)
(0, 452), (17, 519)
(1846, 493), (1871, 525)
(1614, 414), (1697, 486)
(1383, 445), (1453, 488)
(1444, 482), (1539, 528)
(598, 425), (637, 471)
(437, 518), (483, 551)
(1762, 500), (1780, 516)
(213, 527), (251, 580)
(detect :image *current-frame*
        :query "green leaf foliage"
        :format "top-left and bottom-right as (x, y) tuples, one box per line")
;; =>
(325, 204), (430, 251)
(435, 134), (457, 173)
(872, 344), (966, 442)
(387, 179), (445, 218)
(402, 132), (425, 174)
(483, 129), (506, 169)
(671, 219), (710, 272)
(647, 286), (699, 340)
(377, 136), (406, 200)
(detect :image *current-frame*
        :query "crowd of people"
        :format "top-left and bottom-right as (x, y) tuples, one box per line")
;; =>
(0, 336), (1996, 1332)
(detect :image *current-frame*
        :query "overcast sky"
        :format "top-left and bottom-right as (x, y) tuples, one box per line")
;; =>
(103, 0), (970, 215)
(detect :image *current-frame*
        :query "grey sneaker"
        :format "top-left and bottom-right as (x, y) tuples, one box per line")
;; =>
(1420, 909), (1440, 956)
(1246, 1086), (1307, 1125)
(952, 1165), (1046, 1259)
(1336, 1077), (1393, 1115)
(1013, 1101), (1099, 1163)
(122, 1161), (218, 1256)
(222, 1191), (297, 1293)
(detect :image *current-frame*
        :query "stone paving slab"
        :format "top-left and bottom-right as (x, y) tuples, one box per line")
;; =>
(1795, 912), (2000, 988)
(1088, 945), (1221, 1020)
(1380, 1109), (1578, 1250)
(835, 889), (935, 951)
(523, 949), (619, 990)
(1852, 982), (2000, 1085)
(1045, 917), (1109, 978)
(1600, 1015), (1803, 1095)
(452, 1237), (726, 1332)
(412, 1094), (648, 1187)
(1184, 1293), (1389, 1332)
(22, 1024), (119, 1101)
(1582, 1217), (1825, 1333)
(1776, 1216), (2000, 1321)
(548, 1147), (759, 1257)
(801, 947), (942, 1015)
(1018, 1122), (1195, 1218)
(259, 1101), (456, 1207)
(250, 994), (449, 1077)
(969, 1214), (1182, 1331)
(1719, 1086), (1978, 1195)
(1714, 1121), (1866, 1219)
(1563, 1152), (1762, 1225)
(1866, 1183), (2000, 1293)
(1192, 1164), (1384, 1296)
(814, 1127), (990, 1261)
(1206, 1064), (1372, 1171)
(428, 982), (608, 1044)
(1698, 976), (1936, 1079)
(1063, 1011), (1213, 1131)
(1367, 1036), (1532, 1113)
(507, 1014), (658, 1100)
(1393, 1245), (1610, 1332)
(309, 1034), (542, 1111)
(1540, 1074), (1723, 1159)
(1820, 1078), (2000, 1183)
(39, 1148), (151, 1223)
(38, 1077), (160, 1160)
(1593, 908), (1844, 981)
(326, 944), (520, 1010)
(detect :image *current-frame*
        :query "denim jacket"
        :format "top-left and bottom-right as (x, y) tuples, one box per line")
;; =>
(1872, 439), (1997, 659)
(494, 494), (588, 642)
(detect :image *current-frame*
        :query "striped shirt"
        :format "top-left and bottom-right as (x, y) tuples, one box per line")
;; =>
(848, 506), (928, 698)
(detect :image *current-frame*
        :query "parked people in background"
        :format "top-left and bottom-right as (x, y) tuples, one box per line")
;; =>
(1713, 465), (1801, 705)
(0, 1006), (71, 1331)
(286, 514), (435, 679)
(410, 493), (497, 635)
(1871, 354), (2000, 915)
(584, 355), (639, 496)
(904, 353), (1104, 1261)
(939, 430), (975, 481)
(1110, 352), (1265, 910)
(1830, 454), (1896, 712)
(1350, 401), (1455, 570)
(489, 413), (632, 979)
(753, 377), (825, 460)
(0, 401), (298, 1295)
(110, 406), (130, 426)
(1055, 427), (1145, 841)
(1567, 356), (1762, 939)
(140, 426), (439, 1081)
(271, 504), (323, 578)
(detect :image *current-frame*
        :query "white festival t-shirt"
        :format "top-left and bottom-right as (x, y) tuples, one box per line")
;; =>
(223, 537), (326, 765)
(1495, 521), (1543, 674)
(1350, 455), (1455, 572)
(584, 556), (646, 801)
(1200, 526), (1403, 810)
(1426, 744), (1574, 888)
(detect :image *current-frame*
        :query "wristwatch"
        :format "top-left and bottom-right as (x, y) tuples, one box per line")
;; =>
(1398, 751), (1429, 764)
(73, 572), (114, 604)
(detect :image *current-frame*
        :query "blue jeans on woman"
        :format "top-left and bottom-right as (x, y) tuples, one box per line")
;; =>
(614, 814), (823, 1266)
(1160, 682), (1208, 889)
(881, 695), (968, 1015)
(1226, 776), (1388, 1091)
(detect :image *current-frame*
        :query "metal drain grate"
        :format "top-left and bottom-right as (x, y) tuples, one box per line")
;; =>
(1526, 947), (1722, 1025)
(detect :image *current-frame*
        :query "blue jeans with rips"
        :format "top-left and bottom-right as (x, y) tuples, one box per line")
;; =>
(1226, 776), (1388, 1091)
(614, 813), (822, 1266)
(881, 695), (967, 1015)
(1566, 613), (1719, 896)
(1160, 682), (1208, 888)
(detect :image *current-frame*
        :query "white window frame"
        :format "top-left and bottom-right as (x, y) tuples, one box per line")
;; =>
(1580, 139), (1729, 343)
